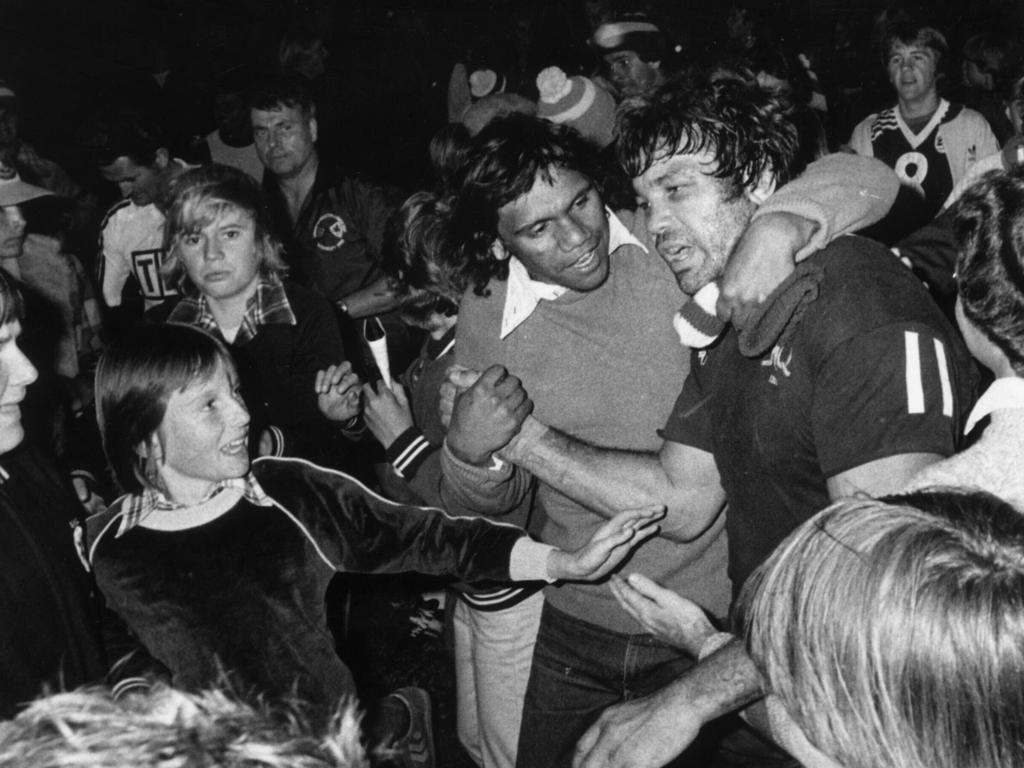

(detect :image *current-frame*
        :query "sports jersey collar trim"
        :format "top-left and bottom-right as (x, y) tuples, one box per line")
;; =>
(895, 98), (949, 149)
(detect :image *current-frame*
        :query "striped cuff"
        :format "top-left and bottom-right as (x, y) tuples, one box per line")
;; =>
(265, 425), (285, 457)
(112, 676), (152, 700)
(509, 537), (557, 583)
(386, 427), (436, 480)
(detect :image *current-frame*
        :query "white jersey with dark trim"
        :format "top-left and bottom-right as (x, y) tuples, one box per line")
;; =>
(97, 199), (177, 309)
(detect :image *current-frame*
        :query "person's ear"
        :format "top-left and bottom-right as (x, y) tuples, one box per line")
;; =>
(650, 60), (662, 71)
(491, 239), (509, 261)
(309, 116), (318, 143)
(745, 169), (777, 206)
(153, 148), (170, 171)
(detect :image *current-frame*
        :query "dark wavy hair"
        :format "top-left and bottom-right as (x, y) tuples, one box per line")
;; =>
(616, 77), (802, 199)
(952, 166), (1024, 373)
(449, 113), (606, 294)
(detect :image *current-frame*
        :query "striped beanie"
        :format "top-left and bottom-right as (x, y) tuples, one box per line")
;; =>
(673, 282), (726, 349)
(535, 67), (616, 148)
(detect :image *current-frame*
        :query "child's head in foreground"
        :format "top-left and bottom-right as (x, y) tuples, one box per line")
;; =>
(96, 323), (250, 501)
(737, 489), (1024, 768)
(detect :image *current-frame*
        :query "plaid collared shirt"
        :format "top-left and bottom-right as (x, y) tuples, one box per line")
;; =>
(115, 474), (273, 537)
(168, 277), (297, 345)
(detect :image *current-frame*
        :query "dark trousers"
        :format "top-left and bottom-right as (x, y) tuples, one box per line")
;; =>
(514, 602), (800, 768)
(515, 602), (707, 768)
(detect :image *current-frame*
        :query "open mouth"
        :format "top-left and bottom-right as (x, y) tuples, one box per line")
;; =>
(572, 248), (599, 271)
(658, 241), (695, 265)
(221, 437), (247, 455)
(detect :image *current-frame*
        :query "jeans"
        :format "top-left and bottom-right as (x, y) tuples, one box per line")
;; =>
(515, 602), (705, 768)
(454, 592), (544, 768)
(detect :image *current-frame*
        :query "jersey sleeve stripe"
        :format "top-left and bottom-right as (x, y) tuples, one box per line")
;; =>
(934, 338), (953, 418)
(904, 330), (925, 414)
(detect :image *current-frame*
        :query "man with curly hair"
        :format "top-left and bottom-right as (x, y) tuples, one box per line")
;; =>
(438, 102), (906, 766)
(488, 79), (976, 768)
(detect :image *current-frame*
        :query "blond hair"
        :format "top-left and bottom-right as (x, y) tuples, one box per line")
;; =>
(737, 491), (1024, 768)
(161, 164), (287, 293)
(0, 683), (369, 768)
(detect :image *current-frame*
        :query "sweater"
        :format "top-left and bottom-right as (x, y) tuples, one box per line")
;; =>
(453, 209), (732, 631)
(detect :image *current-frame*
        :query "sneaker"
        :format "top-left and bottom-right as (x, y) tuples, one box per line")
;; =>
(389, 686), (435, 768)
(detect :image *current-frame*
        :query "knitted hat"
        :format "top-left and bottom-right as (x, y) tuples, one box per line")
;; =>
(469, 69), (507, 100)
(590, 17), (666, 62)
(673, 282), (726, 349)
(459, 92), (537, 137)
(535, 67), (616, 148)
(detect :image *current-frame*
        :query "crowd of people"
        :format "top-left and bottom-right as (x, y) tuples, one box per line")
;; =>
(2, 2), (1024, 767)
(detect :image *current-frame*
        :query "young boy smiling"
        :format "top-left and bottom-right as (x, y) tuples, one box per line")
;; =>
(84, 322), (660, 740)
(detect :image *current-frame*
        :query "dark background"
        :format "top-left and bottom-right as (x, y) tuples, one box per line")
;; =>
(1, 0), (1021, 192)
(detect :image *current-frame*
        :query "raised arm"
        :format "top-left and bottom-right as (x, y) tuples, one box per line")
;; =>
(719, 153), (899, 325)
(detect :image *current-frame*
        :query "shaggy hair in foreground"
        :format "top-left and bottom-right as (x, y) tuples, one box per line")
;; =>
(0, 684), (369, 768)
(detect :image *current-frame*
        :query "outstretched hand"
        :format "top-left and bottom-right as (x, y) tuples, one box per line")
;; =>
(547, 506), (665, 582)
(315, 362), (362, 422)
(610, 573), (717, 656)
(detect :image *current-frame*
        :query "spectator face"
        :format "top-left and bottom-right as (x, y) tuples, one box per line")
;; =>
(251, 105), (318, 180)
(887, 42), (939, 105)
(99, 154), (167, 207)
(961, 59), (992, 91)
(176, 206), (261, 305)
(0, 204), (26, 258)
(495, 166), (610, 292)
(604, 50), (660, 96)
(0, 320), (38, 455)
(150, 360), (250, 504)
(633, 148), (756, 295)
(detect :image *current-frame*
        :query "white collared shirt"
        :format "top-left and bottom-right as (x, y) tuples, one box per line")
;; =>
(964, 376), (1024, 434)
(499, 209), (647, 339)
